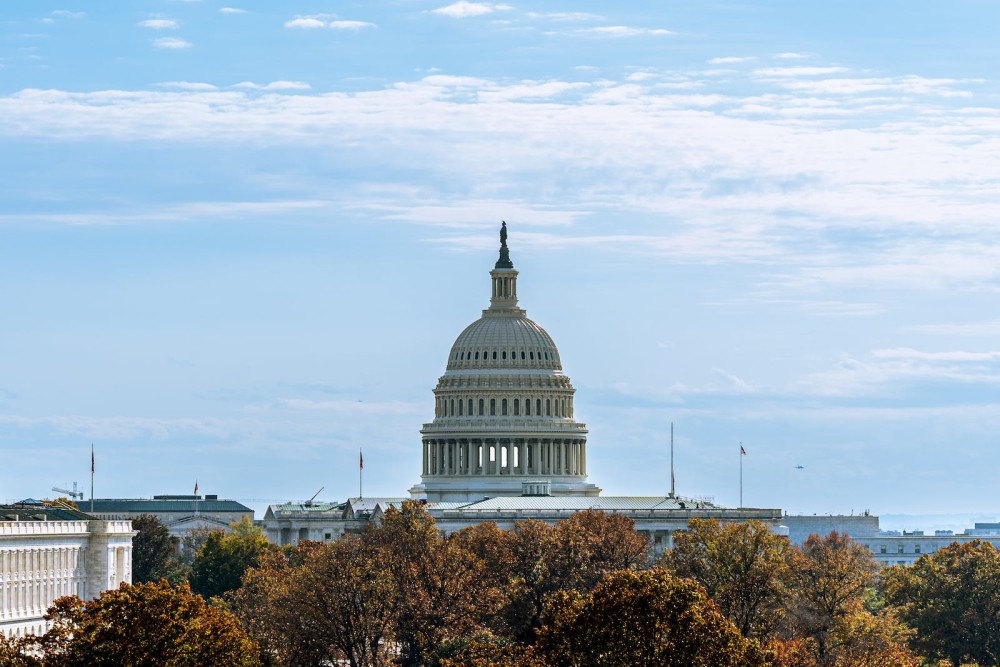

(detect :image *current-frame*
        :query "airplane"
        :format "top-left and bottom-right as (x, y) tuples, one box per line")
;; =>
(795, 465), (805, 470)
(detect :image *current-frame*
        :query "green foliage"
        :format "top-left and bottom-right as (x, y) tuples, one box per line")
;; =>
(189, 516), (271, 600)
(536, 567), (765, 667)
(131, 514), (186, 584)
(10, 581), (261, 667)
(882, 540), (1000, 666)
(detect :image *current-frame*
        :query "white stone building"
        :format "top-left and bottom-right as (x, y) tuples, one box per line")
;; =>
(0, 500), (134, 638)
(88, 494), (253, 545)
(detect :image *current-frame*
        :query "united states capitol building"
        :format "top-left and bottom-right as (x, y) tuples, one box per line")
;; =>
(263, 224), (799, 549)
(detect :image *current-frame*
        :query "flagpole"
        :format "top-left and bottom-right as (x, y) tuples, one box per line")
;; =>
(359, 448), (363, 500)
(90, 443), (95, 514)
(669, 422), (675, 498)
(739, 442), (743, 510)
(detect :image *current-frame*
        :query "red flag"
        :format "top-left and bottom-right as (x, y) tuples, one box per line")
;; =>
(194, 480), (198, 495)
(740, 445), (747, 456)
(360, 449), (364, 470)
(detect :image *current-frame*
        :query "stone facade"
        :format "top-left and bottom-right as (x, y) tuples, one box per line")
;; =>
(0, 503), (134, 638)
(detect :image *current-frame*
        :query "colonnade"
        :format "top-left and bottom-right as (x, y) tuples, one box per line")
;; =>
(435, 395), (573, 419)
(0, 546), (87, 625)
(422, 437), (586, 477)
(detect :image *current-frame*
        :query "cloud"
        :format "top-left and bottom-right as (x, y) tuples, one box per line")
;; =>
(155, 81), (218, 91)
(219, 7), (246, 14)
(153, 37), (192, 49)
(709, 56), (755, 65)
(431, 2), (512, 18)
(138, 19), (178, 30)
(872, 348), (1000, 362)
(231, 80), (311, 90)
(567, 26), (673, 37)
(911, 320), (1000, 337)
(285, 17), (326, 29)
(774, 52), (809, 59)
(50, 10), (85, 19)
(526, 11), (603, 22)
(754, 66), (851, 77)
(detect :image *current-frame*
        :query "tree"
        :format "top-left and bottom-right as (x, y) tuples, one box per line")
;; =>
(372, 502), (498, 667)
(662, 518), (792, 639)
(784, 531), (888, 665)
(13, 581), (261, 667)
(535, 567), (765, 667)
(131, 514), (185, 584)
(882, 540), (1000, 666)
(189, 516), (272, 599)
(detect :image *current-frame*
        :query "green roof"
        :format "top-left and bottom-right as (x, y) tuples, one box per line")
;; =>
(89, 497), (252, 514)
(1, 501), (94, 521)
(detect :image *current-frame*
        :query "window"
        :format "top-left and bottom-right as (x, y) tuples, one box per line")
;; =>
(513, 399), (520, 416)
(468, 399), (473, 415)
(525, 399), (531, 416)
(490, 399), (496, 416)
(502, 351), (507, 360)
(492, 351), (497, 360)
(546, 399), (551, 416)
(450, 399), (454, 416)
(529, 351), (534, 359)
(475, 351), (479, 360)
(880, 545), (887, 554)
(898, 545), (904, 554)
(458, 400), (463, 416)
(914, 545), (921, 554)
(502, 398), (508, 415)
(521, 351), (525, 359)
(536, 399), (542, 415)
(479, 399), (484, 416)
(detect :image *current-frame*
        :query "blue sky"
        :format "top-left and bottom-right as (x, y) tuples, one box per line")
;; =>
(2, 1), (999, 528)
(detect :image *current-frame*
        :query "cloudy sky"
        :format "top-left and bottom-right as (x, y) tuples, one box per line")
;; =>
(2, 1), (998, 528)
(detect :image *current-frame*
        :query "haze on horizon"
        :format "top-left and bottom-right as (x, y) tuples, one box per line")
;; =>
(1, 1), (998, 526)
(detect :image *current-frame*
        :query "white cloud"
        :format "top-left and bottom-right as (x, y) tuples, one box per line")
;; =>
(774, 52), (809, 59)
(709, 56), (755, 64)
(153, 37), (192, 49)
(526, 11), (603, 22)
(329, 21), (377, 30)
(155, 81), (218, 91)
(231, 80), (311, 90)
(873, 348), (1000, 362)
(431, 2), (512, 18)
(219, 7), (246, 14)
(754, 66), (851, 77)
(50, 10), (85, 19)
(911, 320), (1000, 337)
(285, 17), (326, 29)
(570, 26), (674, 37)
(138, 19), (178, 30)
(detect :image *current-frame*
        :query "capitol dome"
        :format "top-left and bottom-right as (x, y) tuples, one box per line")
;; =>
(410, 223), (599, 502)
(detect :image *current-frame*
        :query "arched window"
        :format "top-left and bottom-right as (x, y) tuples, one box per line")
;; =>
(490, 399), (496, 416)
(492, 350), (497, 360)
(512, 350), (516, 360)
(502, 351), (507, 360)
(479, 399), (485, 416)
(525, 398), (531, 416)
(536, 399), (542, 415)
(450, 399), (455, 416)
(468, 399), (473, 416)
(475, 351), (479, 360)
(502, 398), (508, 415)
(521, 350), (525, 359)
(458, 400), (463, 416)
(513, 399), (520, 416)
(546, 399), (551, 416)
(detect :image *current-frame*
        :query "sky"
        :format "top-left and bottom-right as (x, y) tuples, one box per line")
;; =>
(1, 1), (999, 530)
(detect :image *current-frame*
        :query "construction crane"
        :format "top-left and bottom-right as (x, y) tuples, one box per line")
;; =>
(303, 486), (324, 507)
(52, 482), (84, 501)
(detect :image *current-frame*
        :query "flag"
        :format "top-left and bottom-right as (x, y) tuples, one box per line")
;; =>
(91, 445), (95, 473)
(740, 445), (747, 456)
(360, 449), (364, 471)
(194, 480), (198, 495)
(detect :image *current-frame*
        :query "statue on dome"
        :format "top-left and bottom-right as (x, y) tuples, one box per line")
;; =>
(495, 221), (513, 269)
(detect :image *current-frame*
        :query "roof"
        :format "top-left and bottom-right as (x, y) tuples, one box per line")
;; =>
(1, 501), (95, 521)
(88, 497), (252, 514)
(433, 495), (722, 512)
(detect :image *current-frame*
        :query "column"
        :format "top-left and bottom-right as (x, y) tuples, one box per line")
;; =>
(479, 441), (486, 475)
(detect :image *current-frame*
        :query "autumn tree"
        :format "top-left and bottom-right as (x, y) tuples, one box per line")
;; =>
(784, 531), (915, 666)
(883, 540), (1000, 666)
(662, 518), (791, 639)
(14, 581), (261, 667)
(189, 516), (272, 599)
(372, 501), (498, 667)
(536, 567), (765, 667)
(131, 513), (185, 584)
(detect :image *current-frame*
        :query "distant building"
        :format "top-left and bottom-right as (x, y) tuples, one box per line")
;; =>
(0, 500), (134, 638)
(262, 225), (784, 551)
(87, 494), (253, 542)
